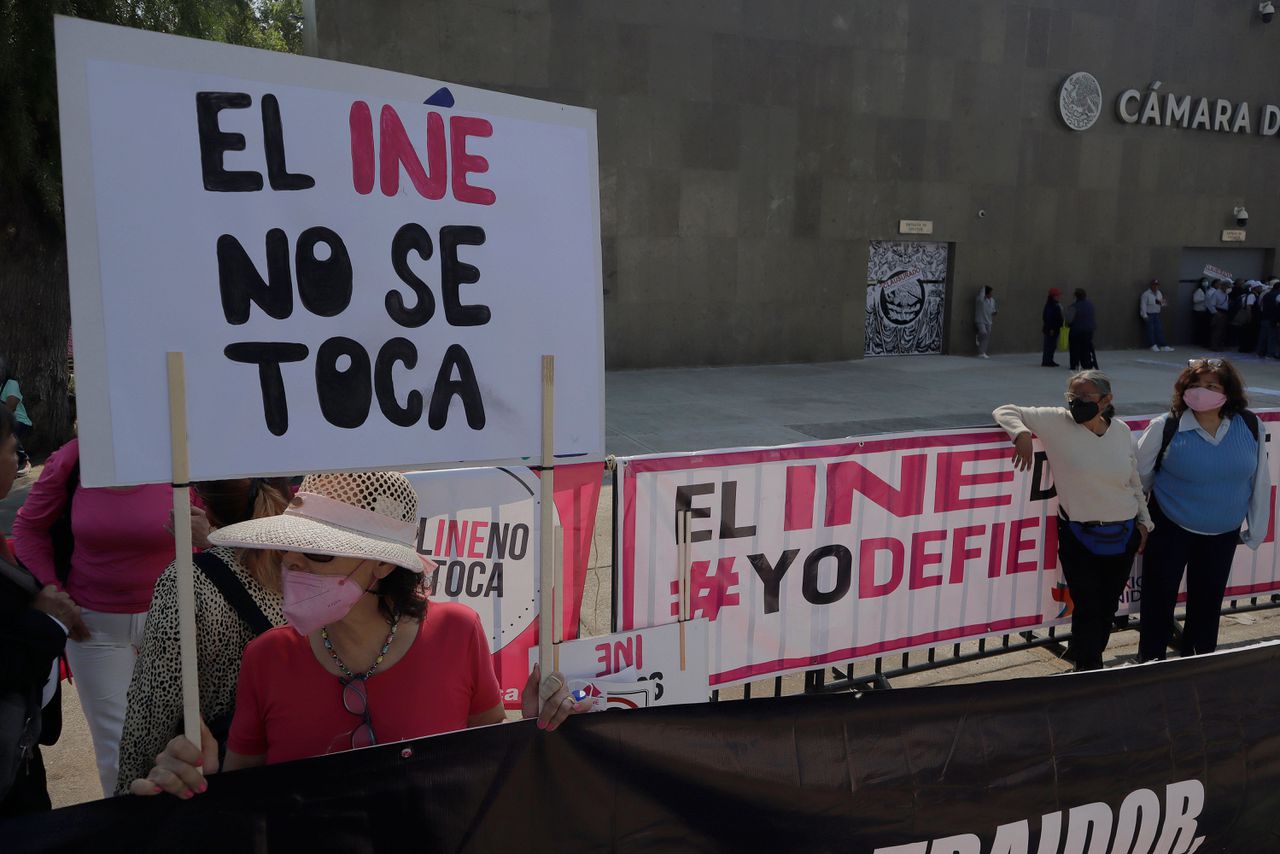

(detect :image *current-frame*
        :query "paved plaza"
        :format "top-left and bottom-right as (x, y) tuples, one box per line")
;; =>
(605, 347), (1280, 456)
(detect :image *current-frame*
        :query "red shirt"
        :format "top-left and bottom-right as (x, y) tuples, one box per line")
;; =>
(227, 602), (501, 764)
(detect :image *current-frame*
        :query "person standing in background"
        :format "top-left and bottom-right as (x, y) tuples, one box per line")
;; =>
(1067, 288), (1098, 370)
(1140, 279), (1173, 353)
(12, 440), (182, 797)
(1260, 279), (1280, 360)
(1042, 288), (1064, 367)
(0, 356), (34, 475)
(974, 286), (997, 359)
(1207, 280), (1230, 351)
(0, 405), (88, 817)
(1191, 278), (1210, 347)
(1239, 281), (1263, 354)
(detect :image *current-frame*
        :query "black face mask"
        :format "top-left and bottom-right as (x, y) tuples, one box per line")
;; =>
(1069, 399), (1100, 424)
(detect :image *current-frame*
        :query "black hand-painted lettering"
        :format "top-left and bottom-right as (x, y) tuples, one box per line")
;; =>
(674, 484), (714, 543)
(439, 225), (491, 326)
(719, 481), (758, 539)
(374, 337), (423, 427)
(260, 94), (315, 191)
(224, 342), (308, 436)
(295, 227), (352, 317)
(217, 231), (293, 324)
(387, 223), (435, 327)
(802, 545), (852, 605)
(1029, 451), (1057, 501)
(748, 550), (799, 615)
(196, 92), (263, 192)
(427, 344), (486, 430)
(315, 337), (372, 429)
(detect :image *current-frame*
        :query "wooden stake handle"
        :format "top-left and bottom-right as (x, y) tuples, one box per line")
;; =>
(537, 356), (556, 711)
(166, 353), (201, 754)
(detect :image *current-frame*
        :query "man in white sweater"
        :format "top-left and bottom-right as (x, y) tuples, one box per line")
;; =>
(993, 370), (1152, 671)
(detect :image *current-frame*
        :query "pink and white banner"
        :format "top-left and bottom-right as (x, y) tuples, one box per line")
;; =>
(616, 415), (1280, 687)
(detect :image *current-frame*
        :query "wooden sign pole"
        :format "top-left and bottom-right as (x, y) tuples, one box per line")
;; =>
(166, 352), (201, 752)
(553, 524), (563, 673)
(677, 509), (691, 671)
(538, 355), (556, 710)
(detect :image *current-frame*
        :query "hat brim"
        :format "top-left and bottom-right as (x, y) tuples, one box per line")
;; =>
(208, 514), (432, 573)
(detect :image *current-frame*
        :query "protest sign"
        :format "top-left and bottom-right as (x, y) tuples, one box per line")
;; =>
(530, 620), (711, 710)
(55, 16), (604, 487)
(14, 642), (1280, 852)
(406, 461), (603, 708)
(617, 414), (1280, 687)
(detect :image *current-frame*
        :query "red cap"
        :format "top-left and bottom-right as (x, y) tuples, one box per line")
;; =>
(1048, 287), (1062, 297)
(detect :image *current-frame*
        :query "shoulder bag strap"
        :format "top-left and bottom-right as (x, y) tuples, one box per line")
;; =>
(192, 551), (273, 637)
(1240, 409), (1261, 443)
(1154, 415), (1179, 474)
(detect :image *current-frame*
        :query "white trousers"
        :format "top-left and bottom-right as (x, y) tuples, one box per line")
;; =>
(65, 608), (148, 797)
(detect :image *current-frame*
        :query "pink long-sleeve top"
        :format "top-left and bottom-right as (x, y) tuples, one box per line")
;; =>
(13, 439), (178, 614)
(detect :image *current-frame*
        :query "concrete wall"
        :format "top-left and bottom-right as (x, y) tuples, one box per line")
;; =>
(314, 0), (1280, 368)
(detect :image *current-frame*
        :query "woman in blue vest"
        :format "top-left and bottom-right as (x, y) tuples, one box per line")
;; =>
(1135, 358), (1271, 661)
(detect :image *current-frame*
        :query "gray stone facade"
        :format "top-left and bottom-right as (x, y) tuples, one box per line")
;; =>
(314, 0), (1280, 367)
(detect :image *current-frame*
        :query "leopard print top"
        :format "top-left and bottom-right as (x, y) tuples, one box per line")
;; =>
(113, 547), (285, 794)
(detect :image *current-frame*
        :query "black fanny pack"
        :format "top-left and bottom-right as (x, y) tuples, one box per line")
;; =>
(1061, 514), (1136, 556)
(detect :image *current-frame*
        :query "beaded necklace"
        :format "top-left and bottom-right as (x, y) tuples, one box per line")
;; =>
(322, 612), (400, 681)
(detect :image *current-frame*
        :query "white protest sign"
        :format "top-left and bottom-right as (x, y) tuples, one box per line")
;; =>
(533, 620), (711, 708)
(1204, 264), (1234, 281)
(55, 17), (604, 486)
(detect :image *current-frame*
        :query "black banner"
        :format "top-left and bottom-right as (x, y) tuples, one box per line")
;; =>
(8, 642), (1280, 853)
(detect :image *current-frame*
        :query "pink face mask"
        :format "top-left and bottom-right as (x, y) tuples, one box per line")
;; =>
(282, 567), (366, 636)
(1184, 387), (1227, 412)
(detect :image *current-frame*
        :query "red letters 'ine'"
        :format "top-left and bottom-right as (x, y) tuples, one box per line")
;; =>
(348, 101), (495, 205)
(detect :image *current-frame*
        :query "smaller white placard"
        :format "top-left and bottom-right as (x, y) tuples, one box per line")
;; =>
(533, 620), (710, 709)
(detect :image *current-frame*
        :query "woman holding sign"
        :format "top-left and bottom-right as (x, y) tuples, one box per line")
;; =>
(129, 471), (588, 799)
(113, 477), (293, 795)
(994, 371), (1152, 672)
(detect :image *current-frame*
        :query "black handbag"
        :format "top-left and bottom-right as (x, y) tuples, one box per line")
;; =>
(0, 559), (47, 801)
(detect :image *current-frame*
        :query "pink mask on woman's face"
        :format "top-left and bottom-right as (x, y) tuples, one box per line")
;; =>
(281, 567), (365, 636)
(1184, 387), (1227, 412)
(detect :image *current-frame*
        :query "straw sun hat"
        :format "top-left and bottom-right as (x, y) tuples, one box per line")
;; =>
(208, 471), (432, 573)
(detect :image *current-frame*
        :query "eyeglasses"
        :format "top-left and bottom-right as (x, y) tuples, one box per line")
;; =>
(341, 677), (377, 750)
(1187, 358), (1225, 369)
(1064, 393), (1102, 403)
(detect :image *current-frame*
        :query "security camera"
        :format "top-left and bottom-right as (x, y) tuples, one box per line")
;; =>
(1234, 205), (1249, 227)
(1262, 1), (1276, 23)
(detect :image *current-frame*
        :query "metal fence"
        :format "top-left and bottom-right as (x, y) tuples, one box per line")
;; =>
(708, 591), (1280, 701)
